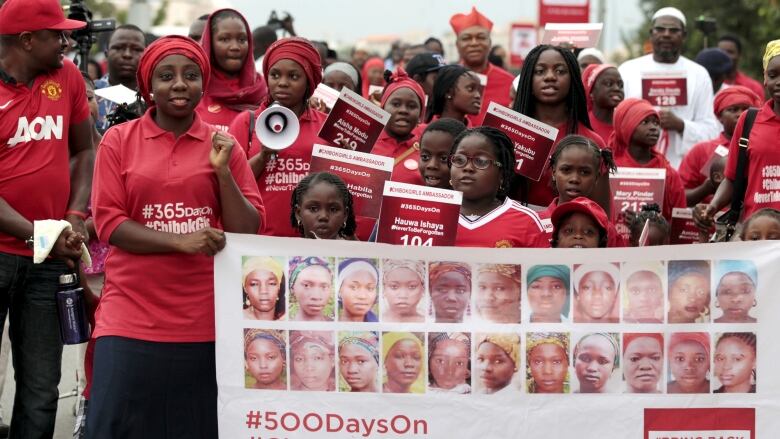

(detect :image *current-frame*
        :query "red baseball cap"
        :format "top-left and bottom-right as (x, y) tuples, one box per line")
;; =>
(551, 197), (609, 235)
(0, 0), (86, 35)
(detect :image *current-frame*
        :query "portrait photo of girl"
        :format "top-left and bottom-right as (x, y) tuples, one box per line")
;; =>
(244, 329), (287, 390)
(713, 260), (758, 323)
(338, 331), (380, 393)
(474, 333), (521, 395)
(381, 259), (427, 323)
(572, 333), (620, 393)
(474, 264), (521, 324)
(428, 332), (471, 394)
(714, 332), (756, 393)
(288, 256), (335, 321)
(382, 332), (426, 394)
(289, 330), (336, 392)
(337, 258), (380, 322)
(526, 332), (570, 394)
(242, 256), (286, 321)
(428, 262), (472, 323)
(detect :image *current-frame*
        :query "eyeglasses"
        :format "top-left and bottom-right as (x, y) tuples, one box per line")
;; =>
(449, 153), (502, 170)
(651, 26), (683, 35)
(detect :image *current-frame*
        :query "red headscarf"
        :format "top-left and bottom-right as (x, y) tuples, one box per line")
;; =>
(200, 8), (268, 110)
(137, 35), (210, 107)
(608, 98), (657, 154)
(582, 63), (616, 110)
(713, 85), (762, 117)
(449, 7), (493, 34)
(361, 57), (386, 98)
(262, 37), (322, 103)
(380, 67), (426, 122)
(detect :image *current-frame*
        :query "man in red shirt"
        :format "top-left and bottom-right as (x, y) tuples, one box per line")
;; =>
(450, 7), (514, 126)
(718, 34), (766, 99)
(0, 0), (93, 435)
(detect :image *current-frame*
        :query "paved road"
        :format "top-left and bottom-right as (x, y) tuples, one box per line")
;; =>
(1, 343), (80, 438)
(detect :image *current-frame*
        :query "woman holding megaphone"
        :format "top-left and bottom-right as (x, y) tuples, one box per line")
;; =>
(229, 37), (329, 237)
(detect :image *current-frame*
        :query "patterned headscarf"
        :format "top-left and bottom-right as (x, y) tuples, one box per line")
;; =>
(290, 330), (334, 353)
(478, 264), (521, 286)
(574, 333), (620, 369)
(429, 262), (471, 286)
(763, 39), (780, 70)
(476, 333), (520, 371)
(289, 256), (332, 287)
(527, 332), (570, 357)
(429, 332), (471, 358)
(243, 329), (286, 358)
(339, 332), (380, 364)
(382, 259), (426, 285)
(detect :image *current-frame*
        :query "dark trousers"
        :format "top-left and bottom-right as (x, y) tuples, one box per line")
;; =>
(0, 252), (67, 439)
(84, 336), (218, 439)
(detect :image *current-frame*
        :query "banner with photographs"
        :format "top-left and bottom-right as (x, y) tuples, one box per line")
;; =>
(215, 235), (779, 438)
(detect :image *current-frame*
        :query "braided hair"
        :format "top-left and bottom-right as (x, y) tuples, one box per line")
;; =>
(716, 332), (757, 382)
(450, 127), (516, 201)
(422, 117), (467, 139)
(549, 135), (616, 176)
(512, 45), (592, 136)
(289, 172), (357, 238)
(425, 65), (475, 123)
(628, 203), (670, 245)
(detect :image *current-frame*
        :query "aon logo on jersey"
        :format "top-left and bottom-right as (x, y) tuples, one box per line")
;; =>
(7, 116), (63, 147)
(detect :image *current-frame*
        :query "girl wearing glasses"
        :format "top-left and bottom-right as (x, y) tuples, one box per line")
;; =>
(451, 127), (549, 248)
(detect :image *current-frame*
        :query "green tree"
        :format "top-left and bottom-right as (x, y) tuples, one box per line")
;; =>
(629, 0), (777, 80)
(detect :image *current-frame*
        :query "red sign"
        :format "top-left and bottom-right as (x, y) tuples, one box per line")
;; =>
(541, 22), (602, 48)
(482, 102), (559, 181)
(670, 207), (701, 244)
(309, 144), (393, 219)
(376, 181), (462, 247)
(539, 0), (590, 26)
(318, 87), (390, 153)
(642, 73), (688, 107)
(510, 23), (537, 66)
(644, 408), (755, 439)
(609, 167), (666, 241)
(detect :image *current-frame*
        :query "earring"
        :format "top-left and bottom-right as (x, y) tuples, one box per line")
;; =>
(753, 299), (757, 307)
(715, 302), (720, 308)
(149, 92), (154, 100)
(446, 95), (452, 99)
(449, 179), (453, 186)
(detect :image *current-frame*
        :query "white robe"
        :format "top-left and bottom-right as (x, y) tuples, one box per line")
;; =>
(618, 54), (721, 168)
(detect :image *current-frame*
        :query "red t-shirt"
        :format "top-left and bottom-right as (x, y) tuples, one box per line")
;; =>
(455, 198), (549, 248)
(370, 130), (425, 186)
(724, 100), (780, 218)
(465, 63), (515, 126)
(195, 94), (246, 133)
(92, 111), (264, 342)
(678, 132), (729, 190)
(526, 122), (606, 207)
(725, 71), (765, 100)
(229, 105), (327, 237)
(0, 60), (89, 256)
(537, 198), (627, 247)
(588, 110), (614, 147)
(614, 149), (687, 221)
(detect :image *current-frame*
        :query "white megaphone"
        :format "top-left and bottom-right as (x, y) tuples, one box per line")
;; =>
(255, 102), (300, 150)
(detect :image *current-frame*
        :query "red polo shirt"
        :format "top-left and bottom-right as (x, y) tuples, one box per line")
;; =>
(526, 122), (605, 207)
(92, 110), (264, 342)
(370, 130), (425, 186)
(0, 59), (89, 256)
(678, 132), (729, 190)
(724, 100), (780, 218)
(614, 149), (687, 221)
(456, 198), (549, 248)
(465, 63), (515, 126)
(588, 110), (614, 147)
(195, 94), (246, 133)
(229, 104), (327, 237)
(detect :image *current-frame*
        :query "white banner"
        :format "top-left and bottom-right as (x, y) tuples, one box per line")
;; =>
(215, 235), (779, 438)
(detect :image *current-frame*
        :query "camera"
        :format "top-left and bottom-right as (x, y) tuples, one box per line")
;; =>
(67, 0), (116, 74)
(694, 16), (717, 36)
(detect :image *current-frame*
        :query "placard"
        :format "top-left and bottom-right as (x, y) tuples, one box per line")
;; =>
(482, 102), (559, 181)
(510, 23), (538, 66)
(375, 181), (462, 247)
(538, 0), (590, 26)
(609, 167), (666, 241)
(670, 207), (701, 245)
(318, 87), (390, 153)
(309, 144), (393, 219)
(215, 235), (779, 438)
(641, 72), (688, 107)
(541, 22), (603, 48)
(311, 83), (340, 111)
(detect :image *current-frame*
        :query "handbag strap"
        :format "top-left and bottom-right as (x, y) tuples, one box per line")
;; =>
(728, 107), (759, 220)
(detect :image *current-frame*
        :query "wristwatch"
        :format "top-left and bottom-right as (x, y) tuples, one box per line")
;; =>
(25, 235), (34, 249)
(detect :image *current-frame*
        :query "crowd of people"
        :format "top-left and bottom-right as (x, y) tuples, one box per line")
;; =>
(0, 0), (778, 437)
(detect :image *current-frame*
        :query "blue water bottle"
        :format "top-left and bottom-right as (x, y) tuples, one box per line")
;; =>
(56, 273), (91, 345)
